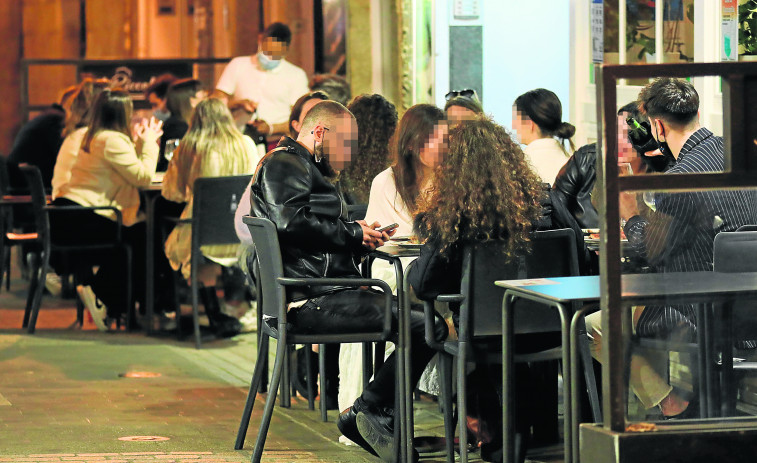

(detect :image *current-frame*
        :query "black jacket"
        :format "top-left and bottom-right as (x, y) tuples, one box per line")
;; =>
(552, 143), (598, 229)
(250, 137), (365, 302)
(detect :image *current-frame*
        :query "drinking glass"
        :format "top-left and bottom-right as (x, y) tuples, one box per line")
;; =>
(164, 138), (181, 162)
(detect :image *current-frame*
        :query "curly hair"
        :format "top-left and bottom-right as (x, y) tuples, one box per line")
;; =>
(342, 94), (398, 204)
(416, 116), (543, 259)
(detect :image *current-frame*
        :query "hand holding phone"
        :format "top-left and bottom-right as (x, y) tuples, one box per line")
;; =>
(376, 223), (399, 233)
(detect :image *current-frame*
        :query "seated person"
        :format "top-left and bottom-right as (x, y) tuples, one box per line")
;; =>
(444, 89), (484, 128)
(587, 78), (757, 418)
(159, 78), (205, 171)
(162, 98), (260, 337)
(249, 100), (447, 462)
(408, 116), (546, 463)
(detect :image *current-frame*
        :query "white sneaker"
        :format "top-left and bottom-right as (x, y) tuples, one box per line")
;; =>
(77, 285), (108, 331)
(238, 302), (257, 333)
(44, 273), (62, 297)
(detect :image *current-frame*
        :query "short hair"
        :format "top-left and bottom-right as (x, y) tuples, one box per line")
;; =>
(617, 100), (648, 124)
(309, 74), (351, 106)
(298, 100), (354, 137)
(145, 73), (177, 99)
(638, 77), (699, 128)
(263, 22), (292, 46)
(444, 96), (484, 115)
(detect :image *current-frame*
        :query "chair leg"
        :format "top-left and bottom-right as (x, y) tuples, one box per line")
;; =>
(191, 275), (202, 349)
(256, 273), (268, 394)
(250, 330), (288, 463)
(0, 243), (9, 292)
(579, 328), (602, 422)
(439, 353), (455, 463)
(306, 344), (315, 410)
(25, 250), (46, 333)
(457, 341), (469, 463)
(280, 345), (291, 408)
(123, 245), (134, 331)
(319, 343), (327, 422)
(362, 342), (373, 389)
(235, 331), (271, 450)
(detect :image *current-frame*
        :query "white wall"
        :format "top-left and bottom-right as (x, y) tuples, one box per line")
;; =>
(435, 0), (572, 134)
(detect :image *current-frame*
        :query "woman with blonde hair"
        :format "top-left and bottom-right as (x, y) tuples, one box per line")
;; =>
(161, 97), (260, 336)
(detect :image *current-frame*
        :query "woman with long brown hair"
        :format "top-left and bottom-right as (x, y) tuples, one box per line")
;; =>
(364, 103), (446, 237)
(52, 88), (163, 330)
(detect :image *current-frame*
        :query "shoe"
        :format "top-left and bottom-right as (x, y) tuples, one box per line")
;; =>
(337, 407), (378, 457)
(210, 313), (242, 338)
(77, 285), (108, 331)
(356, 410), (398, 462)
(238, 304), (257, 333)
(154, 311), (177, 331)
(44, 273), (62, 297)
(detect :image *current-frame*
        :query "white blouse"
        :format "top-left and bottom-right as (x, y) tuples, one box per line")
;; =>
(364, 167), (414, 237)
(523, 137), (570, 185)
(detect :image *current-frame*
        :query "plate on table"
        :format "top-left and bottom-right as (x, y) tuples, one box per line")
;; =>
(389, 235), (413, 242)
(396, 242), (423, 249)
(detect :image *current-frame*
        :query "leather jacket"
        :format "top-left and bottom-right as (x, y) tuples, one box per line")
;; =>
(552, 143), (599, 228)
(250, 137), (365, 302)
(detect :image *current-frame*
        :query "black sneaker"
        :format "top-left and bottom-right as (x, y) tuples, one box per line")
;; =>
(356, 410), (396, 462)
(337, 405), (378, 457)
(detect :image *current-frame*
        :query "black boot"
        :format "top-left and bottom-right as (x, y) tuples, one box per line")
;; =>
(199, 286), (241, 338)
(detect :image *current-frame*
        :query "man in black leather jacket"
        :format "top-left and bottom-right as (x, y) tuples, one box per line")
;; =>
(250, 100), (447, 461)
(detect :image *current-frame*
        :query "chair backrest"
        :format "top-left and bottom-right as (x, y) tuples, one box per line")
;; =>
(462, 228), (579, 338)
(737, 225), (757, 232)
(243, 216), (287, 320)
(191, 174), (253, 248)
(18, 164), (48, 244)
(714, 231), (757, 273)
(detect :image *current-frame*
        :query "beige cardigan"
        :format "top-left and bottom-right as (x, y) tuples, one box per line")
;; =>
(63, 130), (158, 226)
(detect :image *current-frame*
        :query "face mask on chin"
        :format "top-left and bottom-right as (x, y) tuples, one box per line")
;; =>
(257, 51), (281, 71)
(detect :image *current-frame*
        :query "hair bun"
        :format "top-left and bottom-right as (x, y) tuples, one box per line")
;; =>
(555, 121), (575, 140)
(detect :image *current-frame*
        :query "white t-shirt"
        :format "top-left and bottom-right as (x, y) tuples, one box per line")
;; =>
(52, 127), (87, 199)
(523, 137), (571, 185)
(216, 55), (309, 125)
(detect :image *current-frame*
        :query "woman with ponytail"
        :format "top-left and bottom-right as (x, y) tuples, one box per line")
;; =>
(512, 88), (575, 185)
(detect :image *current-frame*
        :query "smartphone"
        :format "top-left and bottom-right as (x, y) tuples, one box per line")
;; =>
(377, 223), (399, 233)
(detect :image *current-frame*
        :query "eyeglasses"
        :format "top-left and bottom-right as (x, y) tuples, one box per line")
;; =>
(445, 89), (478, 101)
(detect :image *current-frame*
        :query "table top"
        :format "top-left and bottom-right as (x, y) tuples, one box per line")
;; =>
(496, 272), (757, 305)
(373, 243), (422, 258)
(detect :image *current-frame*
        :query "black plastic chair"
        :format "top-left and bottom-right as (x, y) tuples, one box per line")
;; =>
(419, 228), (599, 463)
(234, 216), (395, 463)
(0, 155), (36, 290)
(18, 164), (133, 333)
(182, 174), (253, 349)
(713, 231), (757, 415)
(736, 225), (757, 232)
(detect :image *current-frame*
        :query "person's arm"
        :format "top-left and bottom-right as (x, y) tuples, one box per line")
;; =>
(254, 152), (365, 252)
(214, 59), (239, 102)
(234, 179), (255, 245)
(103, 132), (159, 188)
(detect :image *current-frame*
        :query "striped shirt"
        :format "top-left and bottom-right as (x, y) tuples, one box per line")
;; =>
(624, 128), (757, 339)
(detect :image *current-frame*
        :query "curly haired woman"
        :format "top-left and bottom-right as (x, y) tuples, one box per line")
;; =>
(341, 94), (398, 204)
(408, 116), (544, 463)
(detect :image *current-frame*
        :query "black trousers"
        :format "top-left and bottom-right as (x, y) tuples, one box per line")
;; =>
(287, 288), (448, 410)
(50, 198), (145, 318)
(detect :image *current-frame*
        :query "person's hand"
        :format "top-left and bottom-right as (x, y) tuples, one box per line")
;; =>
(136, 116), (163, 144)
(252, 119), (271, 137)
(619, 192), (640, 221)
(357, 220), (386, 250)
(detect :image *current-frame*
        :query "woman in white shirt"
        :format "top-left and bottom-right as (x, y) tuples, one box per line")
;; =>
(512, 88), (575, 185)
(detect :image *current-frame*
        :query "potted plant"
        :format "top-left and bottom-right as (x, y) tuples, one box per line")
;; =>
(740, 0), (757, 60)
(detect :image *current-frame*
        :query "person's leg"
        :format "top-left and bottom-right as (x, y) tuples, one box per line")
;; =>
(585, 307), (682, 411)
(196, 263), (241, 337)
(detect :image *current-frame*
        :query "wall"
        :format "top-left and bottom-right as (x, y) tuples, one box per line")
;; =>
(434, 0), (571, 134)
(0, 2), (23, 154)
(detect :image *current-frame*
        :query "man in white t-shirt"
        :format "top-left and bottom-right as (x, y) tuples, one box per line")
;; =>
(215, 22), (309, 140)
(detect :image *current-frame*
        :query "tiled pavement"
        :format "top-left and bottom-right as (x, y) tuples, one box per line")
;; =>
(0, 253), (562, 462)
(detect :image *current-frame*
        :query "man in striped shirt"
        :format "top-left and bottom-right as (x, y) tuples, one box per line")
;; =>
(588, 78), (757, 418)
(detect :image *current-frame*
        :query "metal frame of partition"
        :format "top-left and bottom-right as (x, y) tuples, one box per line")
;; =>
(19, 57), (233, 123)
(596, 61), (757, 433)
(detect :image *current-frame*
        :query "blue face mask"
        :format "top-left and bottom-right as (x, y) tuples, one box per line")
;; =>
(257, 51), (281, 71)
(152, 108), (170, 122)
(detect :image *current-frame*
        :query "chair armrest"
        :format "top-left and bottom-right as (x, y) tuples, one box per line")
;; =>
(278, 277), (394, 339)
(436, 294), (465, 303)
(422, 300), (446, 351)
(162, 216), (192, 224)
(44, 205), (124, 240)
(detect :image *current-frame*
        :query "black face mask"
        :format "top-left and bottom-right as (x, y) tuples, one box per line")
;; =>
(626, 118), (676, 172)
